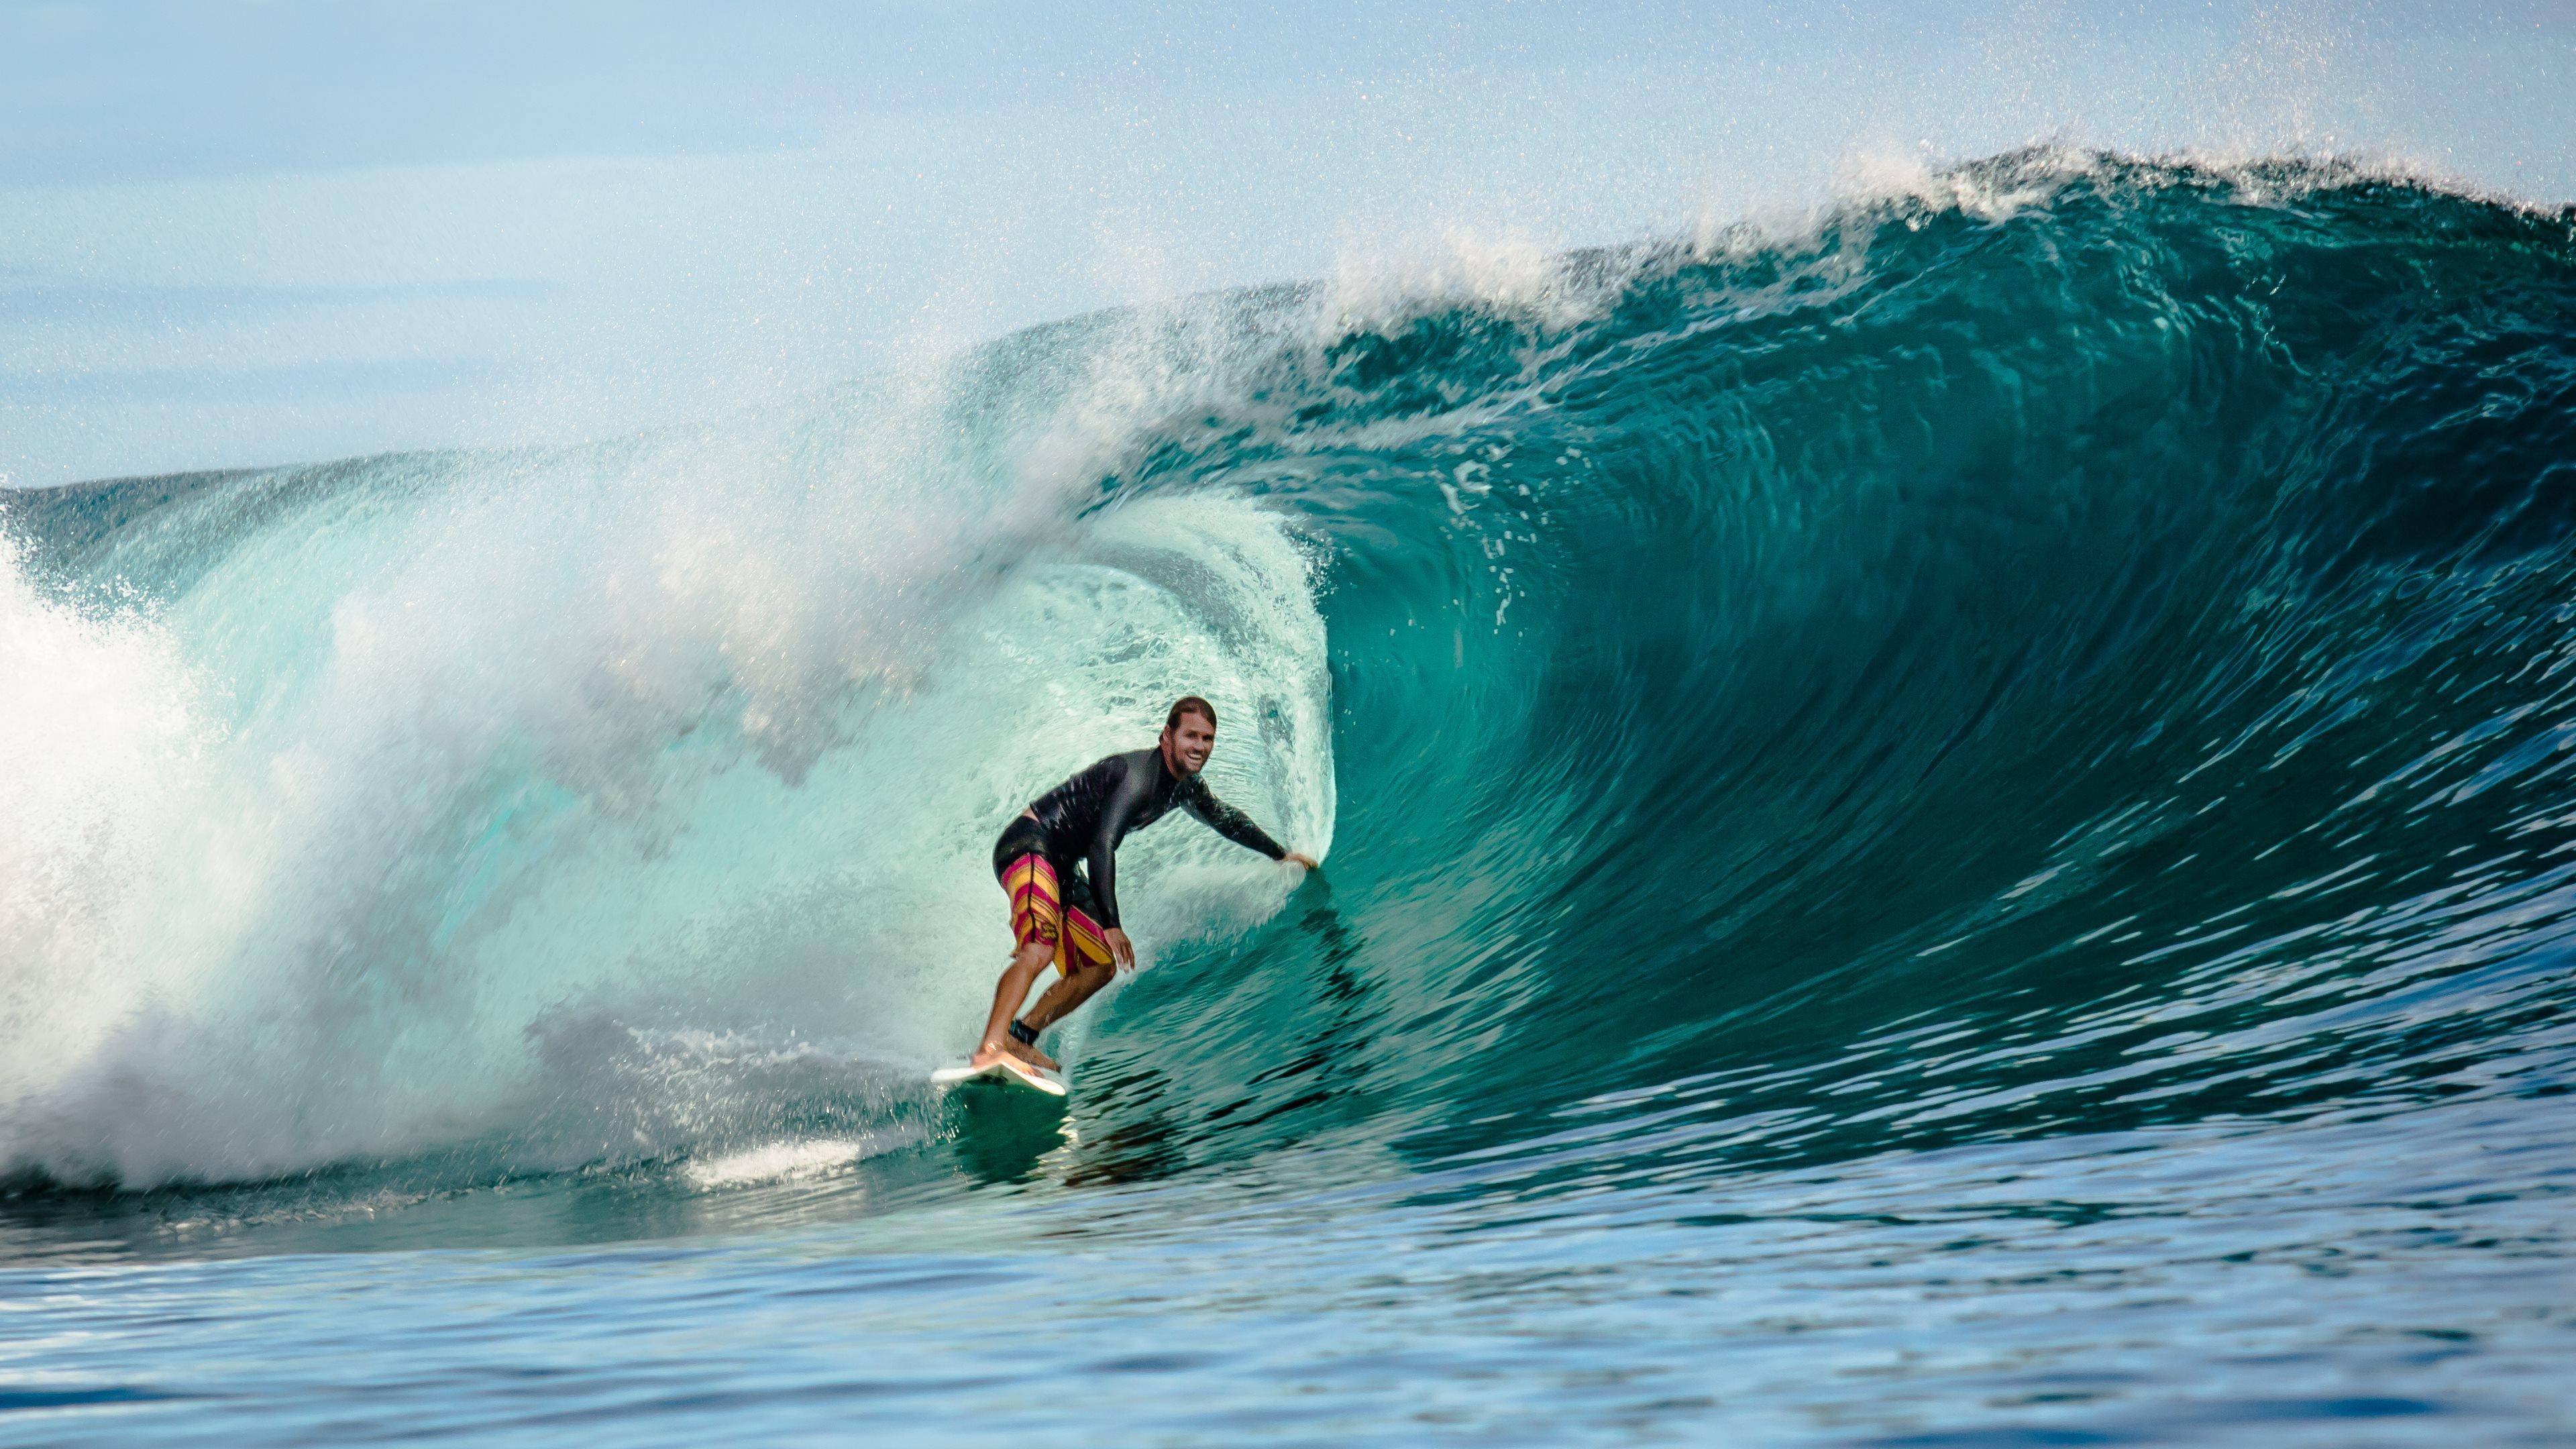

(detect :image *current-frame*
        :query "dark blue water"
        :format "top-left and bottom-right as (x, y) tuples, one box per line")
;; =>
(4, 152), (2574, 1444)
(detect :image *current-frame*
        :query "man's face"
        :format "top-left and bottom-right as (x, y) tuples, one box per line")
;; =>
(1165, 712), (1216, 775)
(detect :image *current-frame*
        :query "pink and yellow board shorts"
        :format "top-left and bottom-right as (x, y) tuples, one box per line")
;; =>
(1001, 853), (1114, 976)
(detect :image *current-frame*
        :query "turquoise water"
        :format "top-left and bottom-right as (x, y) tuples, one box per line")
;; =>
(4, 152), (2575, 1444)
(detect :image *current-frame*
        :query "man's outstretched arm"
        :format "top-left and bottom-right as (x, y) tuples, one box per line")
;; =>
(1181, 777), (1317, 868)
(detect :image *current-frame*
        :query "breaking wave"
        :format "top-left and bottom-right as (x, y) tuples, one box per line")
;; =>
(5, 150), (2574, 1211)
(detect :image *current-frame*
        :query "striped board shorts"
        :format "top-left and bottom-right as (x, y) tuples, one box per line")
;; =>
(998, 851), (1114, 976)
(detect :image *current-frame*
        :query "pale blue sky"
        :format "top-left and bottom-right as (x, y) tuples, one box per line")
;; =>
(3, 1), (2569, 486)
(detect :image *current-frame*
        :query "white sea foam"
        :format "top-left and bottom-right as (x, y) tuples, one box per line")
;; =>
(0, 533), (211, 1121)
(683, 1131), (915, 1190)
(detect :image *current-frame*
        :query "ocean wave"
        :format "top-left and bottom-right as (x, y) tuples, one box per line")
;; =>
(4, 149), (2573, 1202)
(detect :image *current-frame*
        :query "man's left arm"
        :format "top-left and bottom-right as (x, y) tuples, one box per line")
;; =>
(1181, 777), (1315, 868)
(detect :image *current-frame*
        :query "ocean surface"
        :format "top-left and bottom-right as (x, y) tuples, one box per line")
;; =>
(4, 151), (2575, 1445)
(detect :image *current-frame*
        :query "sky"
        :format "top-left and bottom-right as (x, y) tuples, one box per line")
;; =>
(2, 1), (2570, 488)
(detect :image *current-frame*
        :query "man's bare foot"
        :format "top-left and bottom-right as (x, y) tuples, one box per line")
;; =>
(970, 1040), (1062, 1074)
(1004, 1038), (1061, 1073)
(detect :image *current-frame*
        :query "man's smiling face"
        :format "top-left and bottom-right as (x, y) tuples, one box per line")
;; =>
(1164, 710), (1215, 776)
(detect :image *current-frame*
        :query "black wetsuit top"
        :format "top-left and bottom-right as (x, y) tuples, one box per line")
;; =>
(991, 747), (1286, 928)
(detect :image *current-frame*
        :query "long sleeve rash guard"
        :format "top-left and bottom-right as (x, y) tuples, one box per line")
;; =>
(1019, 747), (1286, 927)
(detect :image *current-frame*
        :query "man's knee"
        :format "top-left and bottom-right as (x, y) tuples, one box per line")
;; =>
(1000, 947), (1052, 996)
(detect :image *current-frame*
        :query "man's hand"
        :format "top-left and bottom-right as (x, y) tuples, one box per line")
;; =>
(1284, 851), (1320, 871)
(1104, 927), (1136, 970)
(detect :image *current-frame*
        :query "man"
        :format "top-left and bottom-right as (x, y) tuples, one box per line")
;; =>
(975, 696), (1320, 1075)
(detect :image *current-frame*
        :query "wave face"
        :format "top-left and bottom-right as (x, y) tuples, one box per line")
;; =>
(5, 152), (2576, 1205)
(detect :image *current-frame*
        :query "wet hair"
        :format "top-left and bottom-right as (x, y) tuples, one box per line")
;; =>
(1164, 696), (1218, 733)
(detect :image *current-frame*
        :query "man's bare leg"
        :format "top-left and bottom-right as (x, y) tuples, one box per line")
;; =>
(991, 961), (1112, 1075)
(1022, 959), (1116, 1040)
(972, 939), (1058, 1071)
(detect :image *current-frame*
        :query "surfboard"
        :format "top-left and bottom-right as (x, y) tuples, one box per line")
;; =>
(930, 1057), (1068, 1097)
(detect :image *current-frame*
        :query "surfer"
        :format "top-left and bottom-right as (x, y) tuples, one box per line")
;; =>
(975, 696), (1319, 1075)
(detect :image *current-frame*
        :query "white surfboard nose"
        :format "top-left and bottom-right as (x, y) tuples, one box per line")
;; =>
(931, 1059), (1069, 1097)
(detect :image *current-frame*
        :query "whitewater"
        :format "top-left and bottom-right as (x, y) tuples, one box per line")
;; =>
(5, 151), (2575, 1444)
